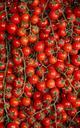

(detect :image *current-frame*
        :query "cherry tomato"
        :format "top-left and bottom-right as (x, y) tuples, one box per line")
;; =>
(7, 23), (17, 34)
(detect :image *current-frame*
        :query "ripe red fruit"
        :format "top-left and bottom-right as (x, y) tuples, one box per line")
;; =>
(63, 43), (72, 52)
(29, 74), (39, 85)
(31, 15), (39, 24)
(72, 55), (80, 66)
(42, 117), (50, 126)
(10, 97), (19, 107)
(46, 79), (55, 89)
(22, 97), (31, 106)
(72, 42), (80, 50)
(7, 122), (18, 128)
(7, 23), (17, 34)
(21, 13), (30, 22)
(11, 13), (20, 24)
(34, 99), (42, 110)
(36, 81), (46, 92)
(74, 70), (80, 80)
(9, 108), (18, 120)
(0, 21), (6, 31)
(22, 47), (31, 56)
(34, 41), (44, 52)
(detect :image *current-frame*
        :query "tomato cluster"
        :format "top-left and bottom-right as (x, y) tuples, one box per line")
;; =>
(0, 0), (80, 128)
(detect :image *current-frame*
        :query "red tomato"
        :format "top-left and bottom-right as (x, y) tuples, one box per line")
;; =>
(9, 108), (18, 120)
(7, 23), (17, 34)
(36, 81), (46, 92)
(74, 70), (80, 80)
(72, 42), (80, 50)
(22, 47), (31, 56)
(63, 43), (72, 52)
(7, 122), (18, 128)
(72, 55), (80, 66)
(42, 117), (50, 126)
(12, 38), (20, 48)
(10, 97), (19, 107)
(17, 27), (26, 37)
(34, 41), (44, 52)
(0, 21), (6, 31)
(31, 15), (39, 25)
(56, 77), (65, 88)
(11, 13), (20, 24)
(34, 99), (42, 110)
(22, 97), (31, 106)
(46, 79), (55, 89)
(28, 74), (39, 85)
(21, 13), (30, 22)
(49, 10), (59, 20)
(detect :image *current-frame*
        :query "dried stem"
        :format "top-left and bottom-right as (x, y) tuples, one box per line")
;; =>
(68, 53), (70, 63)
(5, 2), (8, 21)
(53, 96), (59, 128)
(29, 96), (58, 124)
(68, 111), (80, 127)
(3, 1), (9, 122)
(59, 71), (77, 94)
(42, 0), (49, 19)
(3, 40), (9, 122)
(19, 49), (27, 96)
(48, 17), (54, 36)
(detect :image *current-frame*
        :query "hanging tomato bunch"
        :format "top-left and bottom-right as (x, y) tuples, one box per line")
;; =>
(0, 0), (80, 128)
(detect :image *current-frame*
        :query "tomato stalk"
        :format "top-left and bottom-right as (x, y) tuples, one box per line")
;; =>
(41, 63), (47, 69)
(41, 0), (49, 19)
(48, 16), (60, 54)
(68, 53), (70, 63)
(53, 96), (59, 128)
(60, 0), (68, 21)
(68, 110), (80, 127)
(70, 22), (74, 41)
(59, 70), (77, 94)
(3, 2), (10, 123)
(3, 39), (10, 122)
(48, 16), (54, 36)
(29, 23), (32, 34)
(19, 48), (27, 96)
(26, 95), (59, 127)
(5, 2), (8, 21)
